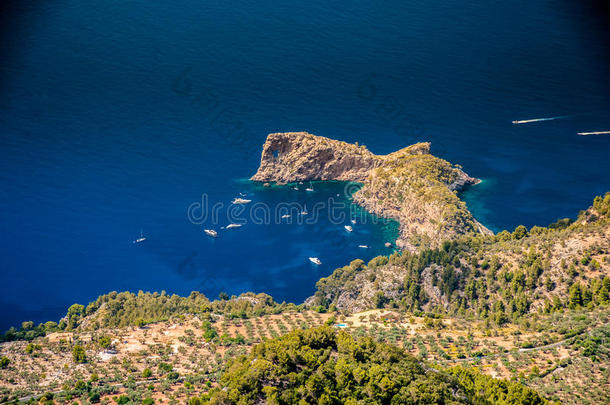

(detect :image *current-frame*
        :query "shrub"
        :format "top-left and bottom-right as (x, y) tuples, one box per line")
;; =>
(72, 345), (86, 363)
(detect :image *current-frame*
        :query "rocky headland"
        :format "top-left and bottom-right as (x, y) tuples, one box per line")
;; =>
(252, 132), (491, 251)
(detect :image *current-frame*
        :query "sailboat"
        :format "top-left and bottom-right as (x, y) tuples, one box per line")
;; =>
(133, 230), (146, 244)
(305, 182), (314, 192)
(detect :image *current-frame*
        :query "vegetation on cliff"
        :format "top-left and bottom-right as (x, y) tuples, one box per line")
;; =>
(309, 193), (610, 322)
(352, 147), (488, 250)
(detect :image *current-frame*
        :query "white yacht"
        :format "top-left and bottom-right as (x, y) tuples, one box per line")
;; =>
(204, 229), (218, 237)
(226, 223), (242, 229)
(344, 225), (353, 232)
(351, 219), (356, 224)
(281, 214), (291, 219)
(231, 197), (252, 204)
(358, 245), (369, 249)
(309, 257), (322, 265)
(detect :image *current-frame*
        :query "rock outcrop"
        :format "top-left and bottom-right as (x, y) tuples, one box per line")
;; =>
(251, 132), (381, 183)
(252, 132), (491, 250)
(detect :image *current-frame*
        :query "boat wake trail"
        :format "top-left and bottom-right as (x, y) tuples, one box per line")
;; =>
(512, 115), (572, 125)
(577, 131), (610, 136)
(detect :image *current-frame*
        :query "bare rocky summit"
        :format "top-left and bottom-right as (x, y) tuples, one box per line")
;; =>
(251, 132), (381, 183)
(252, 132), (491, 250)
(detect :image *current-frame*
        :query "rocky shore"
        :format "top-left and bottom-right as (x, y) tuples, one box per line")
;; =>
(252, 132), (491, 250)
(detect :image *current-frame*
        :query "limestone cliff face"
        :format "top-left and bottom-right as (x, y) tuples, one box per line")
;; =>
(251, 132), (381, 183)
(252, 132), (491, 250)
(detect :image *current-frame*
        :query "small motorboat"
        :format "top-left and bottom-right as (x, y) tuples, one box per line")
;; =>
(231, 197), (252, 204)
(281, 214), (291, 219)
(204, 229), (218, 237)
(309, 257), (322, 265)
(344, 225), (353, 232)
(358, 245), (369, 249)
(226, 223), (242, 229)
(351, 219), (356, 224)
(133, 230), (146, 244)
(305, 187), (314, 192)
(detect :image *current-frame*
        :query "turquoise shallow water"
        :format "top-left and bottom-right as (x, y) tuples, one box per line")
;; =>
(1, 0), (609, 329)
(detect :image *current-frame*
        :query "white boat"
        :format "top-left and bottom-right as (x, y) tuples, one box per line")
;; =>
(351, 219), (356, 224)
(300, 205), (308, 215)
(231, 197), (252, 204)
(226, 223), (242, 229)
(344, 225), (353, 232)
(133, 230), (146, 244)
(309, 257), (322, 265)
(281, 214), (291, 219)
(292, 186), (299, 190)
(358, 245), (369, 249)
(204, 229), (218, 237)
(305, 187), (314, 192)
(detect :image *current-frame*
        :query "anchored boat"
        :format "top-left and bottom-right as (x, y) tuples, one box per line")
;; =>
(133, 230), (146, 244)
(309, 257), (321, 265)
(232, 197), (252, 204)
(204, 229), (218, 237)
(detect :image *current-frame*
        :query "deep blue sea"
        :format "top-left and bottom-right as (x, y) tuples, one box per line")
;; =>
(1, 0), (609, 330)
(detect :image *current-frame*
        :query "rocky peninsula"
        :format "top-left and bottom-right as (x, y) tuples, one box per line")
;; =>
(252, 132), (491, 251)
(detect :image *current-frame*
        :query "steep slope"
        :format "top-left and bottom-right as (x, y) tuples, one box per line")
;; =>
(308, 193), (610, 318)
(252, 132), (490, 251)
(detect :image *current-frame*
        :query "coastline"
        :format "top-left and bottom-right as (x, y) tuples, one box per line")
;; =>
(251, 132), (492, 251)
